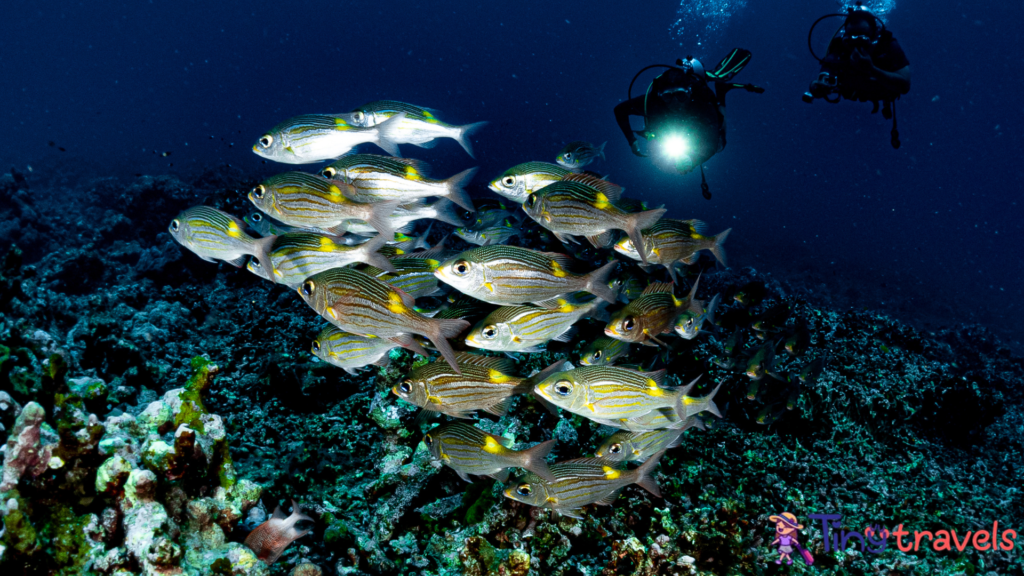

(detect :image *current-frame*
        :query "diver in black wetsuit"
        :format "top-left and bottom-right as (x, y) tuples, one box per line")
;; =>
(614, 49), (763, 199)
(803, 4), (911, 148)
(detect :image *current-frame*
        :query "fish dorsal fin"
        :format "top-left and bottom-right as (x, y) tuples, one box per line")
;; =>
(640, 369), (668, 387)
(640, 282), (675, 296)
(454, 353), (517, 374)
(562, 173), (624, 202)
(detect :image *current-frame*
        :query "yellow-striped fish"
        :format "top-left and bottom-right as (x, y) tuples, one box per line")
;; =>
(247, 233), (395, 288)
(521, 175), (665, 265)
(434, 245), (619, 305)
(502, 452), (663, 519)
(464, 293), (606, 353)
(321, 154), (477, 212)
(579, 337), (632, 366)
(613, 219), (730, 282)
(424, 422), (556, 483)
(594, 428), (686, 463)
(674, 293), (721, 340)
(578, 378), (722, 430)
(358, 255), (443, 299)
(298, 267), (468, 372)
(605, 279), (700, 346)
(555, 141), (606, 169)
(169, 206), (258, 267)
(347, 101), (487, 158)
(488, 162), (573, 204)
(341, 198), (466, 236)
(533, 366), (705, 424)
(392, 353), (533, 418)
(252, 113), (405, 164)
(310, 325), (397, 375)
(249, 172), (399, 237)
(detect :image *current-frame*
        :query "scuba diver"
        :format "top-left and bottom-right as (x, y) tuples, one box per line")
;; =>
(614, 48), (764, 199)
(803, 3), (911, 148)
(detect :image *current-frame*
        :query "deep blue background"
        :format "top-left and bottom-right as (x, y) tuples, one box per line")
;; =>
(2, 1), (1022, 347)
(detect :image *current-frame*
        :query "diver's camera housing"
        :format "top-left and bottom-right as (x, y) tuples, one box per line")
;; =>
(803, 72), (838, 103)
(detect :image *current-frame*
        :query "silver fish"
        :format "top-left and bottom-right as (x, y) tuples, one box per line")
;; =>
(169, 206), (258, 267)
(488, 162), (573, 204)
(424, 422), (556, 483)
(579, 337), (632, 366)
(249, 172), (398, 236)
(298, 267), (469, 372)
(464, 293), (605, 353)
(434, 245), (619, 306)
(502, 452), (663, 519)
(321, 154), (476, 212)
(252, 112), (405, 164)
(347, 100), (487, 158)
(555, 141), (607, 169)
(247, 233), (394, 288)
(310, 325), (396, 375)
(594, 429), (686, 462)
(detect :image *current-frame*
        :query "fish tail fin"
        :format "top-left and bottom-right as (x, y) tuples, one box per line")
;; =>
(426, 318), (471, 373)
(633, 450), (664, 498)
(705, 293), (722, 330)
(519, 439), (557, 483)
(362, 200), (400, 237)
(444, 167), (478, 212)
(374, 112), (407, 157)
(584, 260), (620, 304)
(711, 228), (731, 267)
(681, 382), (723, 420)
(624, 208), (667, 266)
(456, 121), (488, 159)
(358, 234), (396, 273)
(598, 141), (607, 161)
(431, 198), (467, 227)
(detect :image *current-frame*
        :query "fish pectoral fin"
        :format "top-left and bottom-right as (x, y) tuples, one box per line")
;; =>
(413, 409), (438, 427)
(426, 395), (444, 405)
(483, 398), (512, 417)
(594, 489), (623, 506)
(557, 507), (585, 519)
(484, 282), (494, 293)
(455, 470), (474, 483)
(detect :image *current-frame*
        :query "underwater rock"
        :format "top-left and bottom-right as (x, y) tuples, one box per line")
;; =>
(0, 401), (56, 491)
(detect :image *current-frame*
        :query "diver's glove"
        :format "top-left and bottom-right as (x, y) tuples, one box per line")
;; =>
(630, 140), (647, 157)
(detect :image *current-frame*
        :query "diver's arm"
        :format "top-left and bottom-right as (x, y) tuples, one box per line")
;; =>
(613, 96), (646, 145)
(870, 64), (911, 95)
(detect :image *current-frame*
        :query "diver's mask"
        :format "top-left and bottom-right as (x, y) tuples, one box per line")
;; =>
(841, 33), (874, 48)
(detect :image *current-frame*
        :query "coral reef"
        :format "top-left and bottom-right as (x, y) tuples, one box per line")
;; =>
(1, 170), (1022, 575)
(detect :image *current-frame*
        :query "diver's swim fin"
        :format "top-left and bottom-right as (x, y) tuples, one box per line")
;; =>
(707, 48), (752, 82)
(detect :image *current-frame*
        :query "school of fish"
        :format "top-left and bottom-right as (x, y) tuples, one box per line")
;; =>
(170, 100), (828, 520)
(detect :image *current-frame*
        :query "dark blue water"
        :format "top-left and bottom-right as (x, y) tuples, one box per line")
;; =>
(2, 0), (1021, 347)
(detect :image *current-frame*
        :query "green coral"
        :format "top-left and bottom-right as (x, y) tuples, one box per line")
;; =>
(1, 492), (39, 557)
(174, 355), (218, 434)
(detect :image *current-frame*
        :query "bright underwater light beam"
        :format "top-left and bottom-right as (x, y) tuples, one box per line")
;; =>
(663, 135), (689, 158)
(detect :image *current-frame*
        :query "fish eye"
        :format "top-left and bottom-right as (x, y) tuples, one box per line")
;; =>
(399, 380), (413, 394)
(516, 483), (532, 496)
(353, 111), (364, 122)
(170, 219), (180, 232)
(609, 443), (622, 454)
(554, 380), (573, 396)
(250, 258), (261, 269)
(251, 184), (266, 200)
(593, 350), (602, 360)
(259, 135), (273, 148)
(301, 280), (315, 297)
(525, 194), (537, 208)
(563, 153), (572, 160)
(685, 318), (694, 327)
(424, 434), (433, 446)
(623, 317), (636, 331)
(322, 167), (337, 178)
(452, 260), (471, 276)
(251, 213), (263, 222)
(502, 176), (515, 187)
(311, 340), (321, 353)
(482, 325), (497, 339)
